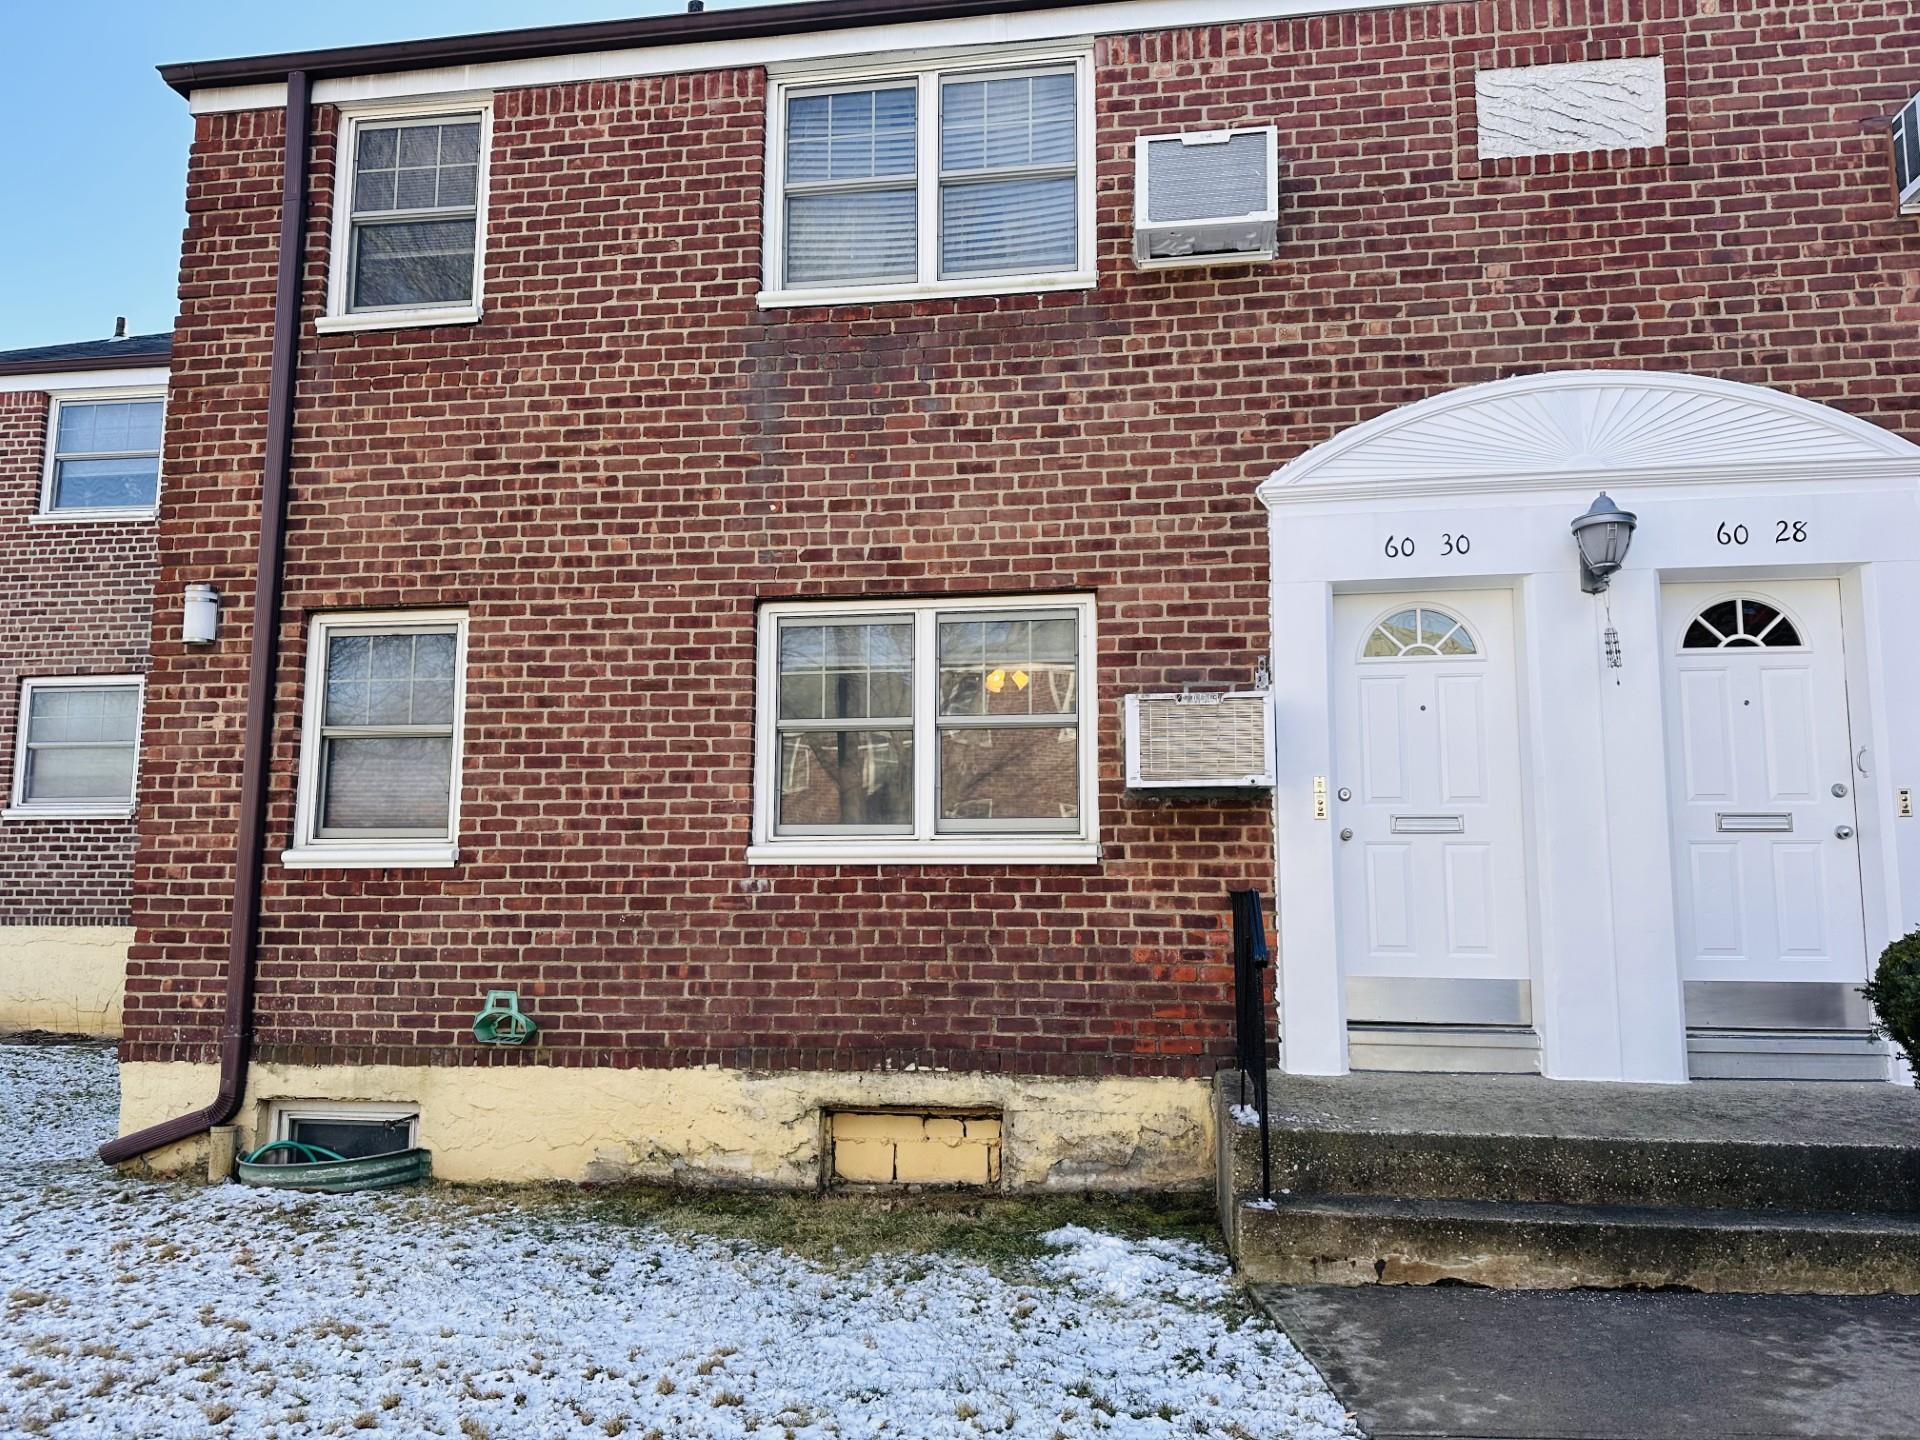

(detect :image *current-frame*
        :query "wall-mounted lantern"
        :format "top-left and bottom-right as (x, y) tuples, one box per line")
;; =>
(1571, 492), (1637, 594)
(183, 583), (221, 645)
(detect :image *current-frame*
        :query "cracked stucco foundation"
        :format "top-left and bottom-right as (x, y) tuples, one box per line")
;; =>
(0, 927), (127, 1037)
(116, 1060), (1216, 1190)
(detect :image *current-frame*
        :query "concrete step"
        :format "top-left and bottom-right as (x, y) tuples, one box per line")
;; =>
(1235, 1192), (1920, 1294)
(1221, 1072), (1920, 1215)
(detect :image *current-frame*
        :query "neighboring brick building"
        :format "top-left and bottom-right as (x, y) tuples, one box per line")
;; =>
(114, 0), (1919, 1185)
(0, 332), (170, 1036)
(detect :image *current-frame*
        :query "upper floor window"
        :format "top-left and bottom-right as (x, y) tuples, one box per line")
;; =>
(41, 394), (163, 518)
(762, 50), (1094, 307)
(284, 610), (468, 868)
(322, 104), (490, 333)
(751, 594), (1099, 864)
(6, 676), (142, 820)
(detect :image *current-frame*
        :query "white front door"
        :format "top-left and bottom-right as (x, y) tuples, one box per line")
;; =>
(1331, 591), (1532, 1026)
(1663, 581), (1868, 1019)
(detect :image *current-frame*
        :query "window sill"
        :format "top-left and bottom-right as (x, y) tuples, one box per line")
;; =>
(747, 839), (1100, 866)
(756, 272), (1096, 310)
(315, 306), (482, 335)
(2, 805), (134, 822)
(29, 508), (157, 524)
(279, 843), (459, 869)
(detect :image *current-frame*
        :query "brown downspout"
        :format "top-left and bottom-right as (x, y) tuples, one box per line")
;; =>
(101, 71), (312, 1165)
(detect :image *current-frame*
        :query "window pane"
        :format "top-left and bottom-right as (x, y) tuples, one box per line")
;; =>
(784, 189), (917, 287)
(56, 399), (162, 455)
(777, 730), (913, 830)
(786, 86), (916, 183)
(319, 736), (452, 833)
(50, 457), (159, 511)
(778, 622), (911, 721)
(940, 73), (1075, 174)
(938, 725), (1078, 828)
(287, 1117), (414, 1161)
(28, 686), (138, 744)
(940, 174), (1077, 279)
(24, 745), (135, 802)
(350, 217), (475, 309)
(938, 615), (1078, 717)
(326, 631), (456, 726)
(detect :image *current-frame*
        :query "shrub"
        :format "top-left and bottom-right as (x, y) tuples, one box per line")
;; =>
(1861, 929), (1920, 1084)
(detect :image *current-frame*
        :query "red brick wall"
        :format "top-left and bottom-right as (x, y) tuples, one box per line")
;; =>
(0, 391), (156, 925)
(126, 0), (1920, 1073)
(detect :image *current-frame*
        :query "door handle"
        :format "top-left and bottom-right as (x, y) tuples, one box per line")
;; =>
(1339, 828), (1354, 842)
(1835, 825), (1855, 840)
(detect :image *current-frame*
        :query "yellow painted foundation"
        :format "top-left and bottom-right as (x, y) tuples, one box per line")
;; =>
(0, 926), (128, 1037)
(117, 1060), (1213, 1191)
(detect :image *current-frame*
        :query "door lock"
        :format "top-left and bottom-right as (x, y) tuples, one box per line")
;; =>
(1339, 828), (1354, 842)
(1835, 825), (1855, 840)
(1830, 782), (1848, 798)
(1337, 787), (1352, 803)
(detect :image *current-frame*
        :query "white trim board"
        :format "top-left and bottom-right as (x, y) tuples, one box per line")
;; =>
(185, 0), (1449, 114)
(0, 366), (169, 396)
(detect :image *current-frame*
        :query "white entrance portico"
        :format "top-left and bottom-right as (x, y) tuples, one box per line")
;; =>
(1261, 370), (1920, 1083)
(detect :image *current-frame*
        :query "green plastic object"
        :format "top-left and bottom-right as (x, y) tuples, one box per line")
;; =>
(236, 1142), (432, 1193)
(473, 988), (537, 1045)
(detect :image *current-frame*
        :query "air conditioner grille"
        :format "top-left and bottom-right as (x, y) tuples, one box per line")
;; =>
(1145, 132), (1271, 223)
(1133, 695), (1269, 785)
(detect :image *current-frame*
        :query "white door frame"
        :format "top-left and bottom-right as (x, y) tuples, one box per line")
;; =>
(1261, 370), (1920, 1083)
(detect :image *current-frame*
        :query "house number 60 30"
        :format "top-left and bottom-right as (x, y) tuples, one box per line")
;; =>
(1384, 533), (1470, 559)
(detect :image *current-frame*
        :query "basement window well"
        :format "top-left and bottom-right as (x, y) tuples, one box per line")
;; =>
(269, 1102), (419, 1160)
(828, 1109), (1003, 1187)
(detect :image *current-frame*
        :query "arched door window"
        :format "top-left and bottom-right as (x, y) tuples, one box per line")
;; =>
(1682, 598), (1803, 650)
(1362, 605), (1478, 659)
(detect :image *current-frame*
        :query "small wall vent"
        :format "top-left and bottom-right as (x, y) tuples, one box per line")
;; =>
(1123, 690), (1274, 790)
(1893, 91), (1920, 217)
(1134, 126), (1278, 269)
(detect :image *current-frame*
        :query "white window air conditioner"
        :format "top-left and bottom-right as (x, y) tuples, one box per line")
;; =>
(1123, 690), (1274, 790)
(1894, 91), (1920, 217)
(1133, 126), (1279, 269)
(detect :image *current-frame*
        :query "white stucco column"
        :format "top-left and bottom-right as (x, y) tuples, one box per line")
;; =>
(1269, 576), (1348, 1074)
(1592, 569), (1688, 1082)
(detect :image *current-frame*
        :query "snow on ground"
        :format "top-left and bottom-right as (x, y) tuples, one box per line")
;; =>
(0, 1044), (1360, 1439)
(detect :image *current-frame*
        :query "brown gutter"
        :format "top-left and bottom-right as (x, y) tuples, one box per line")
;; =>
(100, 70), (312, 1165)
(157, 0), (1086, 96)
(0, 346), (172, 377)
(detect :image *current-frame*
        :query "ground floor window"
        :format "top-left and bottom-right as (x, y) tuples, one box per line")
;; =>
(5, 675), (142, 819)
(752, 594), (1098, 862)
(284, 609), (467, 868)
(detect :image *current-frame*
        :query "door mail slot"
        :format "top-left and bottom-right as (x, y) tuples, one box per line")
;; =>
(1391, 814), (1466, 835)
(1716, 812), (1794, 833)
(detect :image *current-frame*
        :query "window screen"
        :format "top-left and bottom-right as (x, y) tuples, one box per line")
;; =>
(347, 117), (482, 311)
(316, 627), (460, 836)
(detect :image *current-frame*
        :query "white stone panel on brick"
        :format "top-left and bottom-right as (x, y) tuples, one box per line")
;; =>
(1475, 57), (1667, 160)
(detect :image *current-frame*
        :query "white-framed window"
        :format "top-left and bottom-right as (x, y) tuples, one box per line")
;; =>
(751, 594), (1099, 864)
(284, 610), (468, 868)
(5, 676), (143, 820)
(268, 1101), (420, 1160)
(320, 99), (491, 334)
(760, 46), (1096, 307)
(38, 391), (165, 519)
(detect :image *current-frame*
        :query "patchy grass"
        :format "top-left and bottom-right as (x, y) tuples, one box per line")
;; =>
(483, 1182), (1224, 1269)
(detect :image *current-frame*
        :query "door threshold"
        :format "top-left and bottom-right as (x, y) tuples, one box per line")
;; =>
(1349, 1023), (1542, 1075)
(1686, 1029), (1891, 1082)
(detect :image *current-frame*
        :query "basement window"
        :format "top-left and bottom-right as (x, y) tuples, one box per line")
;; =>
(321, 102), (491, 333)
(829, 1109), (1003, 1187)
(271, 1103), (419, 1160)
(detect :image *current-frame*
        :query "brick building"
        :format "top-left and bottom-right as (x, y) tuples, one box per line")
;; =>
(110, 0), (1919, 1186)
(0, 332), (171, 1036)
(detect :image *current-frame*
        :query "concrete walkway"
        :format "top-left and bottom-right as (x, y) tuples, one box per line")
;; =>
(1253, 1284), (1920, 1440)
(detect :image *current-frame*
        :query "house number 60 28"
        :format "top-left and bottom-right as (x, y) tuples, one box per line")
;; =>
(1716, 521), (1807, 546)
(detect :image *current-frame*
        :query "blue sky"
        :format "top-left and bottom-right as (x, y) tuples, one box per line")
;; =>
(0, 1), (786, 350)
